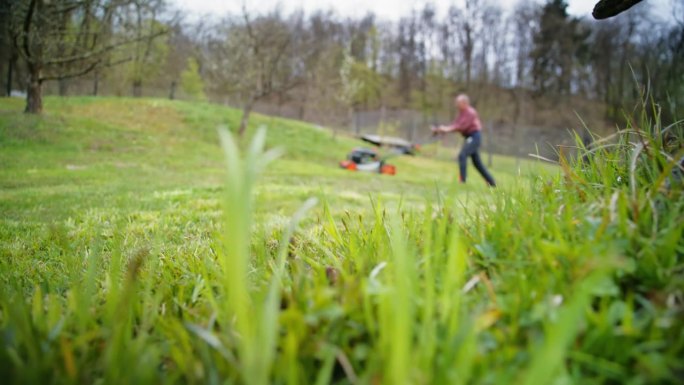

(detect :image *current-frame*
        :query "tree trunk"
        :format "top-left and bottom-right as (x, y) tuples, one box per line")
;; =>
(508, 89), (521, 169)
(6, 54), (15, 97)
(58, 78), (69, 96)
(169, 81), (177, 100)
(298, 86), (307, 120)
(465, 58), (472, 90)
(25, 65), (43, 114)
(464, 25), (473, 91)
(298, 103), (305, 120)
(92, 72), (100, 96)
(132, 79), (142, 97)
(277, 90), (285, 115)
(238, 101), (254, 137)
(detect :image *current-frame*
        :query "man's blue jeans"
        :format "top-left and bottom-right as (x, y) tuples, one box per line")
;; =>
(458, 131), (496, 186)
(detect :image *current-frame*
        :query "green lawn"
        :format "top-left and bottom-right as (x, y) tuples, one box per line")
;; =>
(1, 97), (681, 384)
(0, 96), (550, 249)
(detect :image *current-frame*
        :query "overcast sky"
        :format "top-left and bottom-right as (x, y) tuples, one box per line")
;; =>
(172, 0), (674, 22)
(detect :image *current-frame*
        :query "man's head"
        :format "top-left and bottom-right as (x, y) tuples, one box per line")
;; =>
(455, 94), (470, 111)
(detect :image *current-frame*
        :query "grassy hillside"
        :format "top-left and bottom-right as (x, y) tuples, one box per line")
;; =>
(0, 97), (681, 384)
(0, 96), (548, 227)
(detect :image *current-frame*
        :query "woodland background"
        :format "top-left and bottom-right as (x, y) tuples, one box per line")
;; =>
(2, 0), (683, 157)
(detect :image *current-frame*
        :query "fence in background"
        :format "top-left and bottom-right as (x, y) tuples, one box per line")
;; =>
(341, 109), (577, 162)
(13, 79), (580, 162)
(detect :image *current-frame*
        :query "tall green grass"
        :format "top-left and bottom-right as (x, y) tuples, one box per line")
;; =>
(1, 105), (682, 384)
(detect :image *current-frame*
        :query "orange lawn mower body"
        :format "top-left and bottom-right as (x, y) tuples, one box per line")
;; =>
(339, 147), (397, 175)
(338, 134), (437, 176)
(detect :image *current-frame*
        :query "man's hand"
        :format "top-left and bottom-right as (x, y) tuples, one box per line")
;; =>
(431, 125), (448, 135)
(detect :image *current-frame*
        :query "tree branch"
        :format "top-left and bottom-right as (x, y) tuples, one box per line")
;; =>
(41, 59), (102, 82)
(45, 1), (86, 18)
(252, 77), (302, 102)
(242, 7), (257, 45)
(22, 0), (37, 61)
(43, 28), (168, 66)
(40, 55), (132, 82)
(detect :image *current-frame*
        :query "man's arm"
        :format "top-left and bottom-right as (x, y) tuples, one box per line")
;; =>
(431, 124), (452, 134)
(432, 111), (474, 134)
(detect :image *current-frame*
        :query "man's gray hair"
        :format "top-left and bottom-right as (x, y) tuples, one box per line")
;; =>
(456, 94), (470, 104)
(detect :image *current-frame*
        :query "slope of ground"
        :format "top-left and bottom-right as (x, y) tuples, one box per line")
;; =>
(0, 96), (548, 227)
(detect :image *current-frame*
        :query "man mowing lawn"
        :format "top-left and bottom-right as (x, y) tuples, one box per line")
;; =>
(432, 94), (497, 187)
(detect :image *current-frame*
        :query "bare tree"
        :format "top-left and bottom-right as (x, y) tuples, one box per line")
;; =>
(476, 4), (503, 85)
(453, 0), (483, 90)
(511, 1), (538, 88)
(294, 11), (345, 122)
(7, 0), (168, 113)
(205, 9), (308, 136)
(397, 14), (418, 103)
(0, 1), (17, 96)
(123, 0), (169, 97)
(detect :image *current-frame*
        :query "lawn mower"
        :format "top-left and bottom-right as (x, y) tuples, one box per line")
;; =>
(339, 147), (398, 175)
(338, 134), (436, 175)
(359, 134), (419, 155)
